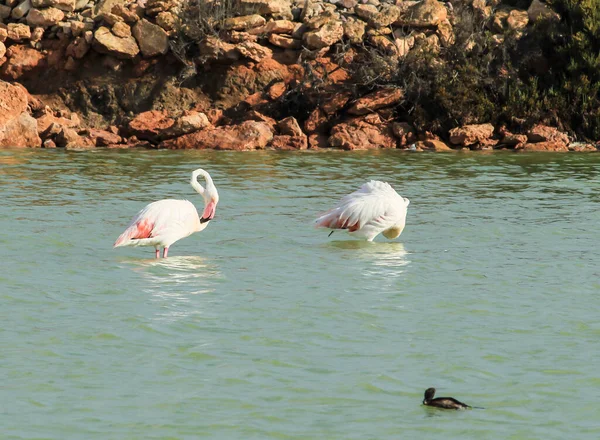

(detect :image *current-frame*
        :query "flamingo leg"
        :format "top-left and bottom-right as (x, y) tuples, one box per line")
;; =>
(163, 247), (169, 258)
(155, 249), (160, 259)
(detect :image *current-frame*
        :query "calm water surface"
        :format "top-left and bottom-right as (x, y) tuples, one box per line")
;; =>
(1, 150), (600, 439)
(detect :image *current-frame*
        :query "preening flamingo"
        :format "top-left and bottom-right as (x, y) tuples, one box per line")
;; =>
(114, 168), (219, 258)
(315, 180), (409, 242)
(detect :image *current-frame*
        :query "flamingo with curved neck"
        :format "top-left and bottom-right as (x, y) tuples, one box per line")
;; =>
(114, 168), (219, 258)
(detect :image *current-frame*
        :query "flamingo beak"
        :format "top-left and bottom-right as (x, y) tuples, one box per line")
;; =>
(200, 199), (217, 223)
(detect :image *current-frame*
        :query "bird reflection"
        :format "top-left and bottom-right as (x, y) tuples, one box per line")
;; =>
(324, 241), (410, 278)
(121, 255), (222, 322)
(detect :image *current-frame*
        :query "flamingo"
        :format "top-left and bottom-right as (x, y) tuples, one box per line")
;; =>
(114, 168), (219, 258)
(315, 180), (409, 242)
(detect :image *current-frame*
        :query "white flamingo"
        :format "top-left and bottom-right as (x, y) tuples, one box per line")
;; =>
(114, 168), (219, 258)
(315, 180), (409, 242)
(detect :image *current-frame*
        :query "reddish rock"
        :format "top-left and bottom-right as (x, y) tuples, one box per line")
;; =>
(127, 110), (174, 142)
(236, 41), (273, 62)
(303, 21), (343, 49)
(396, 0), (447, 27)
(516, 142), (569, 152)
(7, 23), (31, 42)
(36, 108), (80, 134)
(328, 114), (396, 150)
(43, 139), (57, 148)
(205, 108), (224, 126)
(304, 107), (328, 134)
(161, 111), (211, 139)
(160, 121), (273, 150)
(86, 128), (122, 146)
(55, 127), (93, 149)
(321, 91), (351, 115)
(498, 127), (527, 148)
(391, 122), (417, 147)
(243, 110), (277, 131)
(65, 36), (90, 59)
(267, 81), (287, 100)
(278, 116), (303, 136)
(26, 7), (64, 28)
(270, 134), (308, 150)
(348, 87), (404, 115)
(0, 81), (41, 147)
(526, 124), (569, 145)
(268, 33), (301, 49)
(308, 133), (328, 149)
(1, 44), (45, 80)
(416, 139), (453, 151)
(449, 123), (495, 147)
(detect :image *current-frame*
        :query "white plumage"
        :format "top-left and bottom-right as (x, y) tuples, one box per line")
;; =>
(315, 180), (410, 242)
(114, 168), (219, 258)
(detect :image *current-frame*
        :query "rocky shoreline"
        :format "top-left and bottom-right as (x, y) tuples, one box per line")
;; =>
(0, 0), (597, 152)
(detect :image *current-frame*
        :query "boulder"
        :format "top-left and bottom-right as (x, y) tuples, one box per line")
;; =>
(343, 17), (366, 44)
(1, 44), (45, 80)
(7, 23), (31, 42)
(278, 116), (303, 136)
(237, 0), (293, 20)
(86, 128), (122, 146)
(236, 41), (273, 62)
(132, 19), (168, 57)
(160, 121), (274, 150)
(0, 80), (41, 147)
(526, 124), (569, 145)
(303, 21), (343, 49)
(11, 0), (32, 19)
(36, 108), (80, 134)
(127, 110), (175, 142)
(270, 135), (308, 150)
(223, 14), (266, 31)
(449, 123), (495, 147)
(31, 0), (74, 12)
(328, 114), (396, 150)
(348, 87), (404, 115)
(27, 7), (65, 27)
(160, 111), (211, 139)
(93, 26), (139, 59)
(112, 21), (131, 38)
(396, 0), (447, 28)
(369, 4), (401, 28)
(516, 142), (569, 152)
(264, 19), (295, 34)
(528, 0), (560, 22)
(391, 122), (416, 147)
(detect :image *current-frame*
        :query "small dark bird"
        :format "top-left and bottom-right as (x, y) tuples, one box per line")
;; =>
(423, 388), (471, 410)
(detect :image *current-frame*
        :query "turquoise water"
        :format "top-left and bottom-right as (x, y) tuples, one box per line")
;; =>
(1, 149), (600, 439)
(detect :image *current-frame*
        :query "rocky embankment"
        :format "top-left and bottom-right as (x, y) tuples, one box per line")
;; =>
(0, 0), (596, 151)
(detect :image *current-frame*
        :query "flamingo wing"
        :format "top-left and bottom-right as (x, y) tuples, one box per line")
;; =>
(315, 181), (408, 237)
(114, 200), (199, 247)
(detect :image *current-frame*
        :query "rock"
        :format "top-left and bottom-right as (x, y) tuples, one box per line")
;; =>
(308, 133), (328, 149)
(264, 19), (295, 34)
(223, 14), (266, 31)
(368, 34), (398, 55)
(449, 123), (495, 147)
(416, 139), (452, 151)
(227, 31), (258, 43)
(0, 41), (5, 59)
(160, 121), (274, 150)
(436, 18), (454, 46)
(36, 108), (80, 133)
(160, 111), (211, 139)
(268, 33), (301, 48)
(516, 142), (569, 152)
(237, 0), (293, 20)
(355, 4), (378, 20)
(1, 44), (45, 79)
(0, 4), (10, 20)
(270, 134), (307, 149)
(396, 0), (447, 27)
(348, 87), (403, 115)
(236, 41), (273, 62)
(0, 80), (42, 148)
(31, 0), (74, 12)
(100, 11), (123, 26)
(391, 122), (416, 146)
(112, 21), (131, 38)
(278, 116), (303, 136)
(127, 110), (175, 142)
(528, 0), (560, 22)
(304, 107), (328, 134)
(369, 4), (400, 28)
(267, 81), (286, 99)
(343, 17), (365, 44)
(243, 110), (277, 130)
(93, 26), (139, 59)
(321, 91), (351, 115)
(198, 36), (239, 62)
(338, 0), (357, 8)
(132, 18), (168, 57)
(526, 124), (569, 145)
(30, 26), (44, 42)
(568, 142), (597, 152)
(329, 114), (396, 150)
(111, 4), (138, 23)
(497, 127), (527, 148)
(0, 28), (7, 43)
(27, 7), (65, 27)
(144, 0), (174, 16)
(65, 36), (90, 59)
(7, 23), (31, 42)
(43, 139), (57, 148)
(303, 21), (343, 49)
(11, 0), (32, 19)
(394, 34), (414, 57)
(493, 8), (528, 32)
(155, 11), (177, 33)
(304, 10), (338, 29)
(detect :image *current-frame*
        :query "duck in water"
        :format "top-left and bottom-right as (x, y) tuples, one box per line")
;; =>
(423, 388), (471, 410)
